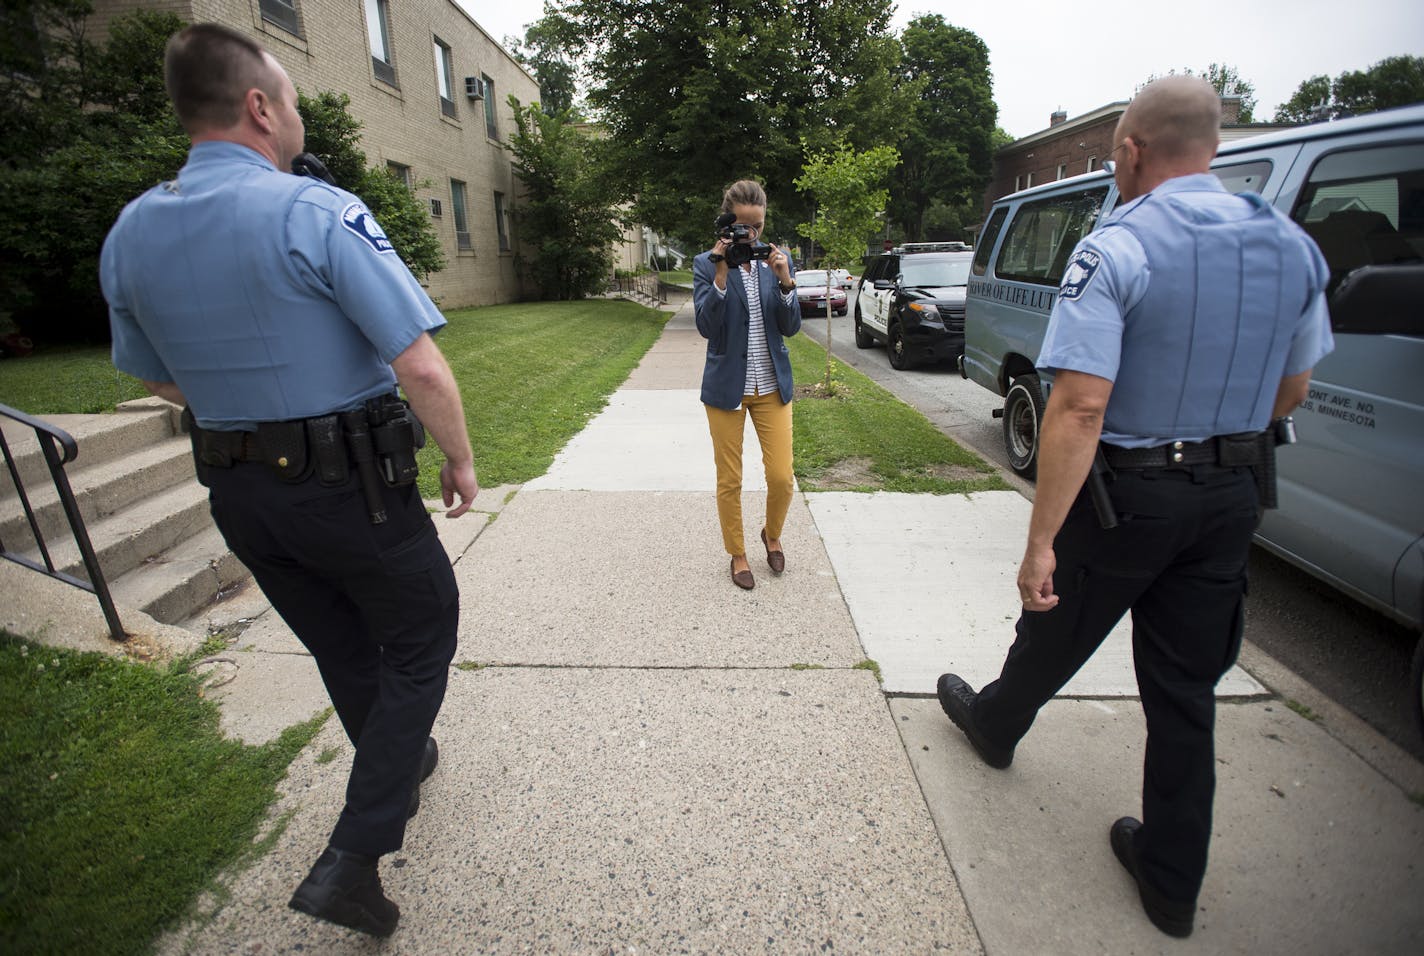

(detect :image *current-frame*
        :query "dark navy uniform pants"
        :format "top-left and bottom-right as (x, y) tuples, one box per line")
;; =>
(973, 463), (1258, 903)
(200, 461), (458, 858)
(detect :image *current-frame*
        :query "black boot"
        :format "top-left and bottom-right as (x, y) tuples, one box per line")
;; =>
(289, 845), (400, 937)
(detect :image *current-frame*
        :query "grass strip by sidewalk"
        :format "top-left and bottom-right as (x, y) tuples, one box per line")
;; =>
(0, 345), (149, 414)
(787, 335), (1011, 494)
(0, 299), (667, 500)
(416, 299), (666, 498)
(0, 633), (326, 955)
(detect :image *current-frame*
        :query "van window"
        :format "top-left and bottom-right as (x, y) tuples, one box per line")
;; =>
(1213, 160), (1272, 194)
(1292, 143), (1424, 294)
(994, 187), (1110, 286)
(972, 207), (1009, 276)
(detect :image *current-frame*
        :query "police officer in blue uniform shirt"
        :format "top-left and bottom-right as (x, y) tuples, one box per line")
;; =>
(99, 23), (478, 937)
(937, 77), (1333, 939)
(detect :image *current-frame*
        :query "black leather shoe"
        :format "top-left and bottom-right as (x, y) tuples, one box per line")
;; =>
(289, 846), (399, 937)
(407, 737), (439, 819)
(1110, 817), (1195, 938)
(936, 673), (1014, 769)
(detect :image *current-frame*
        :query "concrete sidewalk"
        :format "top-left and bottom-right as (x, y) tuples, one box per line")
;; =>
(135, 297), (1423, 952)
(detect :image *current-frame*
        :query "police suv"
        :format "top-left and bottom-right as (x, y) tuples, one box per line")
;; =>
(854, 242), (973, 369)
(962, 104), (1424, 738)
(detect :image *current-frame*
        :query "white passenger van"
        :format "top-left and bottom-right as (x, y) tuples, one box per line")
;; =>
(962, 104), (1424, 737)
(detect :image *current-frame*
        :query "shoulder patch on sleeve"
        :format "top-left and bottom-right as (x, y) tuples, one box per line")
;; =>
(1058, 249), (1102, 301)
(340, 202), (395, 255)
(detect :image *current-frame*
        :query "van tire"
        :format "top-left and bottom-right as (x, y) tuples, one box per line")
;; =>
(1003, 375), (1044, 479)
(854, 307), (874, 349)
(1411, 634), (1424, 744)
(888, 322), (911, 370)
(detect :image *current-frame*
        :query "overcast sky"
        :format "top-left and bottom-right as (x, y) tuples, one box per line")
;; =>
(458, 0), (1423, 138)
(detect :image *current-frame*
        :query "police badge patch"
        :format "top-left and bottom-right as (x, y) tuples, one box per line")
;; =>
(1058, 249), (1101, 301)
(340, 203), (395, 254)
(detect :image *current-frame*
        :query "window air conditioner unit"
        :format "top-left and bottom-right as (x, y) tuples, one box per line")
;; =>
(428, 198), (442, 217)
(464, 76), (484, 100)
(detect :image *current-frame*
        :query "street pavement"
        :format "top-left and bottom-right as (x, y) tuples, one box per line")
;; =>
(14, 296), (1422, 953)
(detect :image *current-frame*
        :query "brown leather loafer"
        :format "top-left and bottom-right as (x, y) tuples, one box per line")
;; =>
(731, 558), (755, 590)
(760, 528), (785, 575)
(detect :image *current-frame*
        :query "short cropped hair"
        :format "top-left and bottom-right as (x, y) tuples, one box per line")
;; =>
(721, 179), (768, 213)
(164, 23), (274, 134)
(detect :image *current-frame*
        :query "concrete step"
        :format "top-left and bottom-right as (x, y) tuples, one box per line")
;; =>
(0, 406), (179, 501)
(12, 479), (212, 584)
(108, 524), (252, 626)
(0, 436), (194, 547)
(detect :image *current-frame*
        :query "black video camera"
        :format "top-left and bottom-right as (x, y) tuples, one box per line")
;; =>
(715, 212), (772, 267)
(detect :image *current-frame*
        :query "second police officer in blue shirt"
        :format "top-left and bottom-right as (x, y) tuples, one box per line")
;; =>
(936, 77), (1333, 938)
(100, 23), (479, 937)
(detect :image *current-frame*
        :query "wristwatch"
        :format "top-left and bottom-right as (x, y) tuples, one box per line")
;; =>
(779, 280), (796, 293)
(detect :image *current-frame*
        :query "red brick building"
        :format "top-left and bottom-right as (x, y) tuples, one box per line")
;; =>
(982, 96), (1294, 215)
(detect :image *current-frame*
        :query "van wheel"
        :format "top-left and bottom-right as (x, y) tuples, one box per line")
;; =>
(1003, 375), (1044, 479)
(854, 307), (874, 349)
(1411, 635), (1424, 744)
(888, 322), (911, 370)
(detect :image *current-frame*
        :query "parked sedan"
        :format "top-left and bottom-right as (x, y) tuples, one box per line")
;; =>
(794, 270), (848, 316)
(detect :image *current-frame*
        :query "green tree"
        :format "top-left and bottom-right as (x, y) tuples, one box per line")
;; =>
(296, 90), (446, 280)
(888, 14), (996, 241)
(548, 0), (903, 250)
(1274, 74), (1334, 123)
(796, 144), (898, 390)
(507, 99), (625, 299)
(1274, 56), (1424, 123)
(0, 5), (189, 343)
(1333, 55), (1424, 117)
(505, 8), (582, 116)
(1141, 63), (1257, 122)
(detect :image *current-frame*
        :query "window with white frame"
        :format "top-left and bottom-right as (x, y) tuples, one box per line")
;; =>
(434, 38), (456, 118)
(451, 179), (471, 250)
(364, 0), (396, 85)
(1056, 163), (1067, 180)
(1087, 156), (1097, 172)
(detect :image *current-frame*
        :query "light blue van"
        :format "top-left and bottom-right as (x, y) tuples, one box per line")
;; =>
(962, 104), (1424, 737)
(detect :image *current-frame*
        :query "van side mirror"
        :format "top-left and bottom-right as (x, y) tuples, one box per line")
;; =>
(1328, 263), (1424, 336)
(873, 279), (895, 290)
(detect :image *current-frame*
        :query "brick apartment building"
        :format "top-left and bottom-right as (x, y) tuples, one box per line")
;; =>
(982, 96), (1295, 215)
(88, 0), (541, 309)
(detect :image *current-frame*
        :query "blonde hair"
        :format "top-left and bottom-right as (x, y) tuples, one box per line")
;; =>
(720, 179), (767, 213)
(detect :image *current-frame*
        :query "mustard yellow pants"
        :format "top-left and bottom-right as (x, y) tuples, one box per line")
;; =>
(704, 392), (794, 556)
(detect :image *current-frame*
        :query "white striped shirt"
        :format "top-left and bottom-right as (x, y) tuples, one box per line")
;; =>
(740, 264), (777, 396)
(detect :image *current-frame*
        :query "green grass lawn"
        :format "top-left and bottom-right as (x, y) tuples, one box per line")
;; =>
(0, 633), (326, 955)
(660, 269), (694, 287)
(788, 335), (1010, 494)
(415, 299), (666, 497)
(0, 345), (149, 414)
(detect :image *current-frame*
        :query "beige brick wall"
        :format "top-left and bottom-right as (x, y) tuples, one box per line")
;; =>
(91, 0), (540, 309)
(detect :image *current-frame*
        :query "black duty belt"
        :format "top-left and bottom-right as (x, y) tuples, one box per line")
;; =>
(1101, 431), (1271, 470)
(182, 397), (425, 524)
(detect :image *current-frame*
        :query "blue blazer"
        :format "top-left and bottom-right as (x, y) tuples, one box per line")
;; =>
(692, 252), (801, 410)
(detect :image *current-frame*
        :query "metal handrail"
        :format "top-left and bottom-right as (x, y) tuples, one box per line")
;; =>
(0, 402), (125, 641)
(608, 270), (669, 304)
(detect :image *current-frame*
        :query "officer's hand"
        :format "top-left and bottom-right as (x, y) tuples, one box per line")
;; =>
(441, 459), (479, 518)
(1017, 544), (1059, 612)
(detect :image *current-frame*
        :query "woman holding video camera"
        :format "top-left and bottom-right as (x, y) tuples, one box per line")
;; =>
(693, 179), (801, 590)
